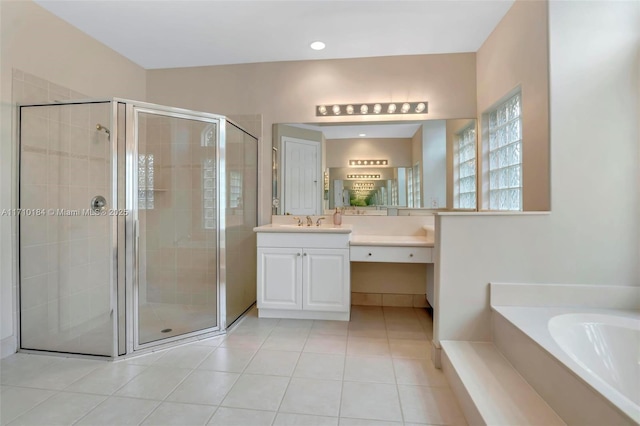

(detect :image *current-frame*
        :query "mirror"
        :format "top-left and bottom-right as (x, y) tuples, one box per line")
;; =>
(273, 119), (477, 216)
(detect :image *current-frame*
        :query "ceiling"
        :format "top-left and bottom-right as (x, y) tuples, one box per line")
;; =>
(289, 122), (423, 139)
(34, 0), (514, 70)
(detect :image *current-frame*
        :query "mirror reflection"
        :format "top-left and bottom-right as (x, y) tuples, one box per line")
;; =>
(273, 119), (477, 216)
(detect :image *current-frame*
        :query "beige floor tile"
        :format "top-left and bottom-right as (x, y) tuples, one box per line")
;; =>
(388, 339), (430, 359)
(75, 396), (159, 426)
(294, 353), (345, 381)
(193, 335), (226, 347)
(198, 347), (256, 373)
(219, 334), (266, 350)
(261, 334), (308, 352)
(66, 363), (147, 395)
(142, 402), (216, 426)
(392, 358), (448, 387)
(221, 374), (289, 411)
(9, 392), (105, 426)
(0, 386), (55, 425)
(244, 350), (300, 376)
(0, 354), (58, 385)
(303, 335), (348, 355)
(346, 337), (390, 357)
(274, 412), (339, 425)
(338, 419), (402, 426)
(343, 356), (395, 383)
(207, 407), (275, 425)
(310, 320), (349, 336)
(4, 358), (101, 390)
(280, 378), (342, 417)
(152, 344), (215, 369)
(340, 382), (402, 422)
(398, 385), (467, 425)
(115, 366), (191, 400)
(120, 350), (168, 366)
(166, 370), (239, 405)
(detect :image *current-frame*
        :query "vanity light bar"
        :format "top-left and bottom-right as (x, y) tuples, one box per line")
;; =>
(349, 159), (388, 166)
(316, 102), (428, 116)
(353, 182), (375, 189)
(347, 174), (381, 179)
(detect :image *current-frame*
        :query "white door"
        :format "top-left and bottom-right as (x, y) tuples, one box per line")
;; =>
(302, 248), (350, 312)
(282, 137), (321, 215)
(257, 248), (303, 310)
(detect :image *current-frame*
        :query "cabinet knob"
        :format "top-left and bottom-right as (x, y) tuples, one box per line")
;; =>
(410, 253), (414, 257)
(303, 253), (307, 256)
(368, 253), (372, 256)
(297, 253), (301, 257)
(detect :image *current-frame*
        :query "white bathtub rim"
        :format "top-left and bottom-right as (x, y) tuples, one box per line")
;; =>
(492, 306), (640, 424)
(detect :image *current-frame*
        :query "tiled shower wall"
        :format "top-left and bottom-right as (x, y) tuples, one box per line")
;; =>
(16, 70), (113, 354)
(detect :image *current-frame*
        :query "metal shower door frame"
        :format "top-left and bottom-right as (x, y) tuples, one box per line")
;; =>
(125, 101), (228, 353)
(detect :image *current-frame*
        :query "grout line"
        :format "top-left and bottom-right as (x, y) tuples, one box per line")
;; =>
(270, 319), (311, 426)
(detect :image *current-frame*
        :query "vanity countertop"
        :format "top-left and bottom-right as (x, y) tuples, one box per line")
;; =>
(350, 235), (434, 247)
(253, 224), (353, 234)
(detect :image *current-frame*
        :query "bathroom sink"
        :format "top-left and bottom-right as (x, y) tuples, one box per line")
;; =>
(253, 223), (352, 233)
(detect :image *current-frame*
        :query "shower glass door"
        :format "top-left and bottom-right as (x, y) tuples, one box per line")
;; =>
(133, 108), (220, 348)
(19, 101), (116, 356)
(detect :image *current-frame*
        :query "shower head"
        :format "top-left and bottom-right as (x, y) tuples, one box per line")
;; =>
(96, 124), (110, 135)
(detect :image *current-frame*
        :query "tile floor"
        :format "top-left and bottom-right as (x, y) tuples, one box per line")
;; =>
(1, 306), (467, 426)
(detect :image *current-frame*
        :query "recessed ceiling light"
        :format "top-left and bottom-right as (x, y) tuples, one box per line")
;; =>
(310, 41), (326, 50)
(359, 133), (366, 137)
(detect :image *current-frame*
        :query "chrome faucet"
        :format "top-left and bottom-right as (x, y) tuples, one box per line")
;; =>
(316, 217), (325, 227)
(306, 216), (313, 226)
(293, 216), (303, 226)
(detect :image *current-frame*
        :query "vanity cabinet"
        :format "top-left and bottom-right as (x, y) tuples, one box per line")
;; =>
(256, 232), (350, 320)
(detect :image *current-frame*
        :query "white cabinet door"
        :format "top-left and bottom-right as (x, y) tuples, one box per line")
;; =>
(302, 248), (350, 312)
(257, 248), (302, 310)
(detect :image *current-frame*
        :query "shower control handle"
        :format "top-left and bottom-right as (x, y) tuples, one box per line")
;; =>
(91, 195), (107, 213)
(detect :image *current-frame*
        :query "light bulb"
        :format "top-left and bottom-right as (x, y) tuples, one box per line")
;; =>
(358, 133), (366, 137)
(310, 41), (326, 50)
(373, 104), (382, 114)
(387, 103), (396, 113)
(401, 103), (410, 113)
(415, 102), (426, 113)
(332, 105), (341, 115)
(346, 105), (354, 115)
(360, 105), (368, 114)
(318, 105), (327, 115)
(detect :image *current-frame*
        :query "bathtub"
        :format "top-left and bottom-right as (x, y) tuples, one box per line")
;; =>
(492, 306), (640, 425)
(549, 313), (640, 415)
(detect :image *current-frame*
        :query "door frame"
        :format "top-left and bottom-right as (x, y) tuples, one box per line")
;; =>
(128, 104), (226, 353)
(281, 136), (322, 216)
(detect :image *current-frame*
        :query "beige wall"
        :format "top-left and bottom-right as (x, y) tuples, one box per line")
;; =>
(476, 0), (550, 211)
(435, 0), (640, 343)
(147, 53), (478, 223)
(0, 0), (146, 354)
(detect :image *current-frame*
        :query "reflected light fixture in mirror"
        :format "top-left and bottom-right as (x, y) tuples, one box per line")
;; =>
(317, 102), (428, 116)
(348, 159), (388, 166)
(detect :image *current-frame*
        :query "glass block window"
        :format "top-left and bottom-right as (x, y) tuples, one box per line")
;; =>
(138, 154), (154, 210)
(455, 124), (477, 209)
(229, 171), (242, 208)
(413, 162), (421, 208)
(203, 158), (216, 229)
(201, 123), (217, 230)
(488, 93), (522, 211)
(407, 167), (414, 208)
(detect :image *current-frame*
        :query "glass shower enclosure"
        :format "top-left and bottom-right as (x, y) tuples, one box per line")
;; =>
(18, 99), (258, 358)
